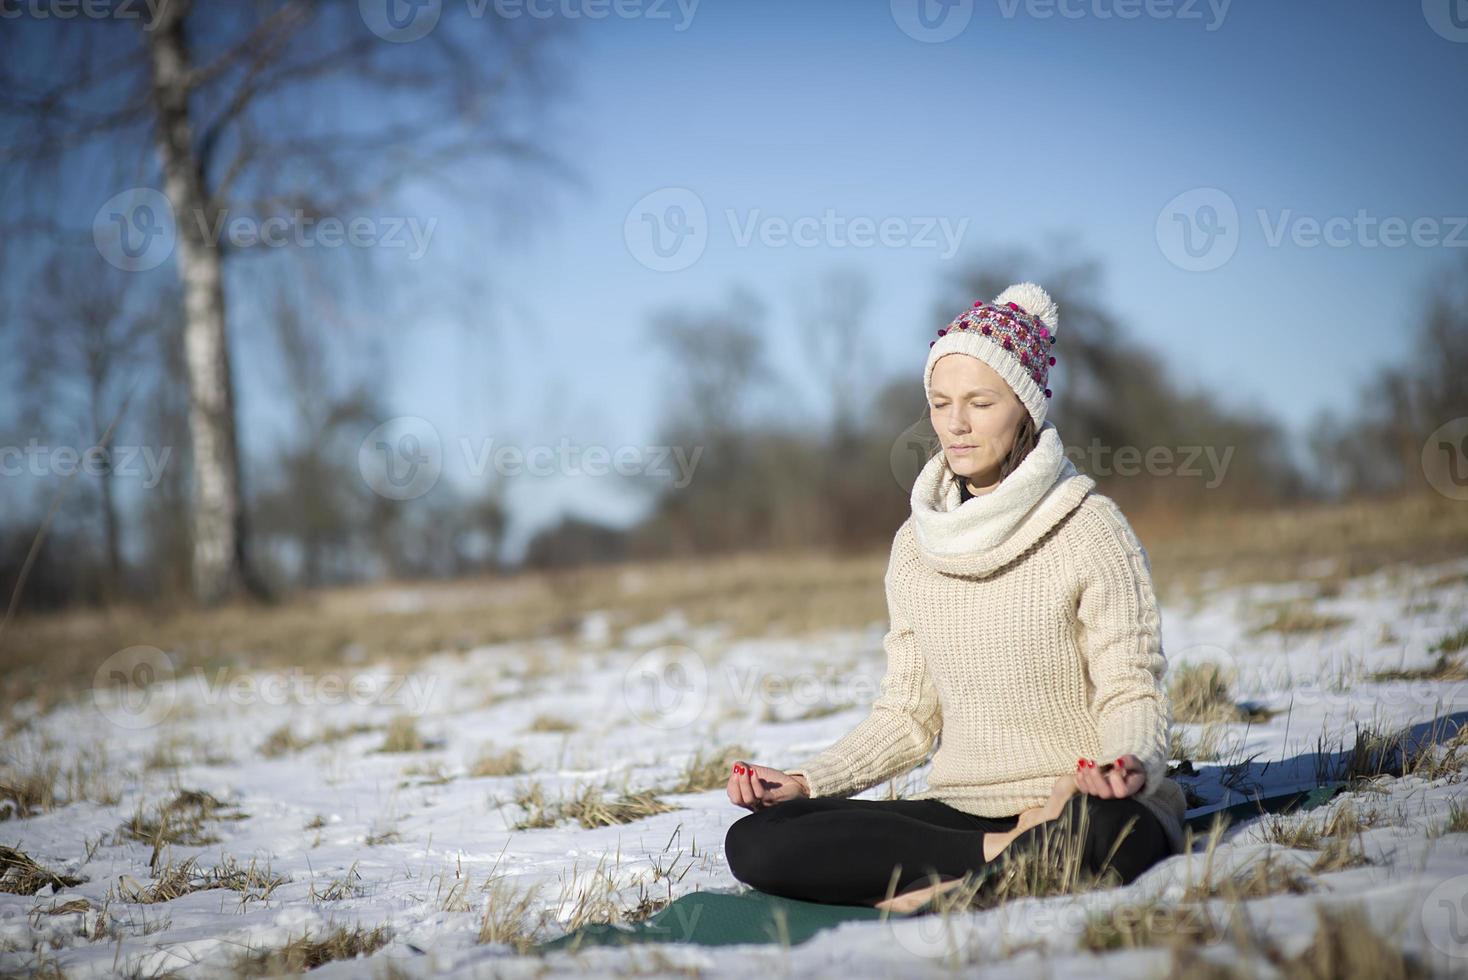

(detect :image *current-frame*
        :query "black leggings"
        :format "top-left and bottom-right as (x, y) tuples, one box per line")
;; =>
(724, 793), (1171, 906)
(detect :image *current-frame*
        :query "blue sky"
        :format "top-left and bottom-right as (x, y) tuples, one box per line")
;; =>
(17, 1), (1459, 560)
(362, 0), (1465, 554)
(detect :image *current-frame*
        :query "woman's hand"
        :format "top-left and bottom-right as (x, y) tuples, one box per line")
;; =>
(726, 761), (809, 811)
(1075, 754), (1147, 799)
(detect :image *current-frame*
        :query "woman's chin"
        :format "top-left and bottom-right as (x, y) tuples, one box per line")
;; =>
(944, 450), (989, 476)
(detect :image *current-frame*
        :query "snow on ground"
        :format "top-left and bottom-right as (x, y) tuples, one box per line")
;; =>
(3, 556), (1468, 977)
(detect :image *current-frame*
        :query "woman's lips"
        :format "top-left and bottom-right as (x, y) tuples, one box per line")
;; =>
(947, 444), (975, 454)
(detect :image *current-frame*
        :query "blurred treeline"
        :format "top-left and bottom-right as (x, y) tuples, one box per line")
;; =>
(5, 246), (1465, 613)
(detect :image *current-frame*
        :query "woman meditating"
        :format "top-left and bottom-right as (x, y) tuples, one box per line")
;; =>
(723, 281), (1188, 910)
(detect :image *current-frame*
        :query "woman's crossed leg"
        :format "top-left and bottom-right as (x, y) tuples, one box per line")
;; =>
(724, 790), (1171, 907)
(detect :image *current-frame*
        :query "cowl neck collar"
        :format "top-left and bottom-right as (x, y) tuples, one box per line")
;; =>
(909, 421), (1095, 577)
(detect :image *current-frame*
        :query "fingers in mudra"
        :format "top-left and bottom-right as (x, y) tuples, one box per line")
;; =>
(1075, 755), (1145, 798)
(726, 761), (802, 810)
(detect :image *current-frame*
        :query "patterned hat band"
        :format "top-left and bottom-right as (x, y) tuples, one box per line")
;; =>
(931, 300), (1057, 397)
(923, 281), (1061, 428)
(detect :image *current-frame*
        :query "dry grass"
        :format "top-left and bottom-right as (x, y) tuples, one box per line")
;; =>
(1431, 799), (1468, 837)
(1137, 489), (1468, 605)
(478, 875), (545, 952)
(1431, 625), (1468, 655)
(0, 846), (84, 895)
(1171, 724), (1227, 763)
(1, 745), (118, 821)
(502, 780), (681, 831)
(1337, 723), (1467, 787)
(1271, 903), (1426, 980)
(1168, 663), (1278, 725)
(526, 713), (576, 734)
(310, 862), (365, 902)
(1250, 600), (1352, 637)
(260, 720), (380, 757)
(1367, 650), (1468, 683)
(1165, 902), (1427, 979)
(1180, 852), (1314, 902)
(469, 745), (525, 778)
(232, 924), (391, 974)
(376, 714), (428, 753)
(0, 548), (889, 713)
(1080, 899), (1222, 952)
(113, 854), (287, 905)
(665, 744), (750, 794)
(117, 789), (245, 856)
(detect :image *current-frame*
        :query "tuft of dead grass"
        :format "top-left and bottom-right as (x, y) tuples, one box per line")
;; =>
(502, 779), (681, 831)
(469, 745), (524, 778)
(1169, 663), (1278, 725)
(117, 789), (246, 861)
(1, 745), (118, 820)
(1431, 625), (1468, 655)
(113, 854), (287, 905)
(1180, 852), (1314, 902)
(376, 715), (428, 753)
(1251, 600), (1351, 637)
(232, 924), (391, 974)
(478, 875), (545, 952)
(1367, 650), (1468, 683)
(526, 713), (576, 734)
(666, 744), (750, 794)
(261, 720), (380, 758)
(1080, 899), (1222, 952)
(0, 846), (84, 895)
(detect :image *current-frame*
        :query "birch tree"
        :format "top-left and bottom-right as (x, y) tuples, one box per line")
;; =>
(1, 1), (568, 602)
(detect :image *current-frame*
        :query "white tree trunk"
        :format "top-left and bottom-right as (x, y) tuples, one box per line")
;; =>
(144, 0), (246, 603)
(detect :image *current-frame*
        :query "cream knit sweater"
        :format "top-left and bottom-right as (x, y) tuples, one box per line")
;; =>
(787, 422), (1188, 856)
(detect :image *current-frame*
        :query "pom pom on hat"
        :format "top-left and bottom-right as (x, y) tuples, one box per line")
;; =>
(993, 282), (1059, 339)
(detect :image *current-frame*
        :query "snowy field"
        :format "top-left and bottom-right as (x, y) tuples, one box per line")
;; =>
(3, 554), (1468, 977)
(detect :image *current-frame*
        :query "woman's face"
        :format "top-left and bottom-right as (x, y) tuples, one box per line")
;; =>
(928, 353), (1028, 489)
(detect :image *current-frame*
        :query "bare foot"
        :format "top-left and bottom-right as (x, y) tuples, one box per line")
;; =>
(982, 773), (1080, 861)
(872, 875), (968, 914)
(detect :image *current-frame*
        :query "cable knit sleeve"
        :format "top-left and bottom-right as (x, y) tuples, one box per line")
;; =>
(785, 530), (942, 798)
(1076, 498), (1171, 801)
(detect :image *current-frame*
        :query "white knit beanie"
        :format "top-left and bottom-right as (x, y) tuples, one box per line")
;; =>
(922, 281), (1060, 428)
